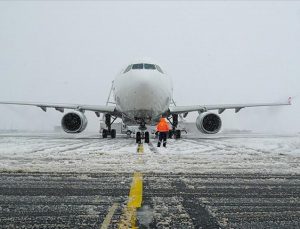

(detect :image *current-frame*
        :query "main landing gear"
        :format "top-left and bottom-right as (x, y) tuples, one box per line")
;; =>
(167, 114), (181, 139)
(135, 121), (150, 144)
(102, 114), (117, 139)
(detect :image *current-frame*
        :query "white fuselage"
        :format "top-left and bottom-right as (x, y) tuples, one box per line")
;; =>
(114, 67), (173, 125)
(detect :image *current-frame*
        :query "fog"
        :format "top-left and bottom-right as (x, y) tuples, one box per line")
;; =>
(0, 1), (299, 133)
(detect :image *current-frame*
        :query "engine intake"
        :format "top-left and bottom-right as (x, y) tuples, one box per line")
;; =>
(61, 111), (88, 133)
(196, 112), (222, 134)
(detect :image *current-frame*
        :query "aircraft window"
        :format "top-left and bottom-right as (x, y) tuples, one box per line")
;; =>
(144, 64), (156, 70)
(132, 63), (143, 69)
(123, 65), (132, 73)
(156, 65), (164, 73)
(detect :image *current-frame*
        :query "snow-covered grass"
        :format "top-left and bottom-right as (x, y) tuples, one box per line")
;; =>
(0, 132), (299, 174)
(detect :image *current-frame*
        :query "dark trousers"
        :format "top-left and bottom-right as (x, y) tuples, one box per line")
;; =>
(158, 132), (167, 147)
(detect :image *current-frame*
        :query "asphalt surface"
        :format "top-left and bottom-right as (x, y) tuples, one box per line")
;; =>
(0, 172), (299, 229)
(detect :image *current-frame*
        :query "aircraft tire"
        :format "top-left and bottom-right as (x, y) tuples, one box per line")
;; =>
(111, 129), (116, 139)
(102, 129), (108, 138)
(168, 130), (173, 139)
(145, 131), (150, 143)
(136, 132), (141, 143)
(175, 130), (181, 139)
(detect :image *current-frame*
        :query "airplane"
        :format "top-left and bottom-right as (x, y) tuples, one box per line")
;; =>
(0, 59), (292, 143)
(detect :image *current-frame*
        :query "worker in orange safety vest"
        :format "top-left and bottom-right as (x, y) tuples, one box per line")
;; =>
(156, 117), (170, 147)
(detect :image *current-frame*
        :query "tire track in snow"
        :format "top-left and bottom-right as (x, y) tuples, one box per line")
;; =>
(182, 138), (270, 155)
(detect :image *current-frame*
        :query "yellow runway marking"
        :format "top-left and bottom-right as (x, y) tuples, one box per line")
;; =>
(101, 203), (119, 229)
(137, 143), (144, 153)
(128, 172), (143, 208)
(119, 143), (144, 228)
(119, 172), (143, 228)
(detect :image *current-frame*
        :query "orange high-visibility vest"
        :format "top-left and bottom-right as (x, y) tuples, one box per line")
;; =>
(156, 118), (170, 132)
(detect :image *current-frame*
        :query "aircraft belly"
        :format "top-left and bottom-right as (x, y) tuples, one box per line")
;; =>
(117, 93), (166, 122)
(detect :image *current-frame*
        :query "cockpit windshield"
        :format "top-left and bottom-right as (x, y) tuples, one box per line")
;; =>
(123, 63), (164, 74)
(144, 64), (156, 70)
(132, 63), (143, 69)
(123, 65), (132, 73)
(156, 65), (164, 73)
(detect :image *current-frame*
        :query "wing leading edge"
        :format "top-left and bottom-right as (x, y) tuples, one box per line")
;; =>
(0, 101), (116, 117)
(169, 97), (292, 115)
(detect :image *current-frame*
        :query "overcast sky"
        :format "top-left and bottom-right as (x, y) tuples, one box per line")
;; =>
(0, 1), (299, 133)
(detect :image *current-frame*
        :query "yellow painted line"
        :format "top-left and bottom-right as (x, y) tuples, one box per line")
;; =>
(100, 203), (119, 229)
(128, 172), (143, 208)
(118, 207), (137, 229)
(137, 143), (144, 153)
(119, 172), (143, 228)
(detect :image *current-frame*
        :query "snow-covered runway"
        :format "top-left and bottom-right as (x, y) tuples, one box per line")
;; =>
(0, 132), (299, 228)
(0, 132), (299, 174)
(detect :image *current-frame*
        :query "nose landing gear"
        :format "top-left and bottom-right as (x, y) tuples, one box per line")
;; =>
(135, 121), (150, 144)
(135, 131), (150, 143)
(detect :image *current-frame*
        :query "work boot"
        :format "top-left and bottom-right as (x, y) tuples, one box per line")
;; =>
(157, 142), (161, 147)
(163, 142), (166, 147)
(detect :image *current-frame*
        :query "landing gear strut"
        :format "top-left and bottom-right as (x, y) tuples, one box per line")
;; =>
(102, 114), (117, 139)
(167, 114), (181, 139)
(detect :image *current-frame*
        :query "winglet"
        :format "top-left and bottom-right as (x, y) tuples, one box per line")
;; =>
(288, 97), (292, 105)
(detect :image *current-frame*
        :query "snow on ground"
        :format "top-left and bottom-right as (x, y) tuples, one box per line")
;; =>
(0, 132), (299, 174)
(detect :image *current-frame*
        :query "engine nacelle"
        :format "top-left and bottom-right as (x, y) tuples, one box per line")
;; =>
(196, 112), (222, 134)
(61, 111), (88, 133)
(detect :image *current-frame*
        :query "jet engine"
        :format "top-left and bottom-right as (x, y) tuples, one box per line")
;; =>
(196, 112), (222, 134)
(61, 111), (88, 133)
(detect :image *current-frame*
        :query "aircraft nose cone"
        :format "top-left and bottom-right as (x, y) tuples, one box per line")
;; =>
(114, 70), (172, 119)
(130, 72), (171, 111)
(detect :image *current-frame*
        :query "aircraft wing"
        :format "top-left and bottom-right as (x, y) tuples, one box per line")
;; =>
(169, 97), (292, 115)
(0, 101), (117, 116)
